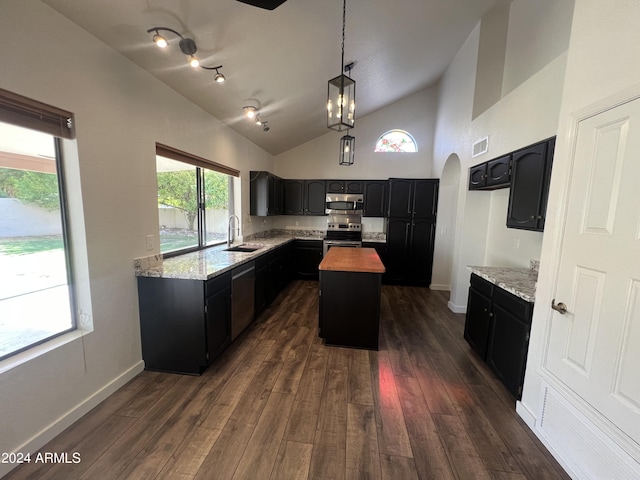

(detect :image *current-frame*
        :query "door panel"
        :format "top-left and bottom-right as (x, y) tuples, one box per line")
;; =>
(545, 97), (640, 444)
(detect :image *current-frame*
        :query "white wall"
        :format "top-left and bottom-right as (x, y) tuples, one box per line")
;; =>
(269, 87), (439, 234)
(434, 0), (572, 310)
(521, 0), (640, 476)
(0, 2), (273, 475)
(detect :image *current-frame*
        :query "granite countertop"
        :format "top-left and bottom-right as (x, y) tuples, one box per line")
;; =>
(467, 265), (538, 303)
(319, 247), (385, 273)
(136, 237), (297, 281)
(135, 228), (387, 281)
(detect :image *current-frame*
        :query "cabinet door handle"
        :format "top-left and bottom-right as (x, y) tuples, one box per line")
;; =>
(551, 299), (568, 314)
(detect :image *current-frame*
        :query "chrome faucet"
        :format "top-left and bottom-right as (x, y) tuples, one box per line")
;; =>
(227, 214), (240, 247)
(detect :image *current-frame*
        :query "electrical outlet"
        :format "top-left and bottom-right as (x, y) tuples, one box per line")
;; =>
(146, 235), (154, 251)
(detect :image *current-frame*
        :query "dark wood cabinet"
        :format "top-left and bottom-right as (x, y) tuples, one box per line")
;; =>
(486, 155), (511, 188)
(326, 179), (363, 194)
(304, 180), (326, 215)
(464, 273), (532, 399)
(294, 239), (323, 279)
(469, 154), (511, 190)
(250, 171), (283, 216)
(463, 275), (494, 359)
(507, 138), (554, 231)
(469, 163), (487, 189)
(282, 179), (325, 216)
(137, 272), (232, 375)
(363, 180), (387, 217)
(254, 242), (295, 316)
(385, 179), (438, 286)
(283, 180), (304, 215)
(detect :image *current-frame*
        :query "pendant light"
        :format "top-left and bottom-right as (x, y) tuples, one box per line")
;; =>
(327, 0), (355, 132)
(339, 131), (355, 166)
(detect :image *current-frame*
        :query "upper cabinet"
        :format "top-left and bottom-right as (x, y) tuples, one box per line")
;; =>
(326, 180), (363, 194)
(363, 180), (387, 217)
(506, 137), (555, 231)
(250, 171), (283, 216)
(469, 154), (511, 190)
(388, 178), (438, 220)
(283, 179), (326, 216)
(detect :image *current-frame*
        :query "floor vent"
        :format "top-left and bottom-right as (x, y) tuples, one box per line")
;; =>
(538, 383), (640, 479)
(472, 136), (489, 158)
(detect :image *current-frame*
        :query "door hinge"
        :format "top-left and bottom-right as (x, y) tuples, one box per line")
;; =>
(204, 305), (208, 314)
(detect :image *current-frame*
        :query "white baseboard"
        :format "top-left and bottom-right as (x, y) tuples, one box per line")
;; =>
(447, 301), (466, 314)
(516, 400), (536, 431)
(0, 360), (144, 479)
(429, 284), (450, 291)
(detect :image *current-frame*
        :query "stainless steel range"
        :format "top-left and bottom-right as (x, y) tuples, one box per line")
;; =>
(323, 215), (363, 256)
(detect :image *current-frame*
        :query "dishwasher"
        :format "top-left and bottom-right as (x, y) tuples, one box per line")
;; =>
(231, 261), (255, 340)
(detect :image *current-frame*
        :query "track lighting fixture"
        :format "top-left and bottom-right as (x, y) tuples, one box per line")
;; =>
(262, 122), (270, 132)
(147, 27), (227, 80)
(243, 106), (258, 119)
(201, 65), (226, 83)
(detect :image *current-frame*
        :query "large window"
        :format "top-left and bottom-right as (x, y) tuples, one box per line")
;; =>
(155, 144), (239, 256)
(0, 90), (76, 360)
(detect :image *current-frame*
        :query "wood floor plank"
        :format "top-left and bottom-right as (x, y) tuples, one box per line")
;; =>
(433, 413), (493, 480)
(379, 454), (420, 480)
(199, 339), (275, 430)
(346, 403), (382, 480)
(76, 375), (201, 480)
(232, 391), (295, 480)
(471, 385), (571, 480)
(347, 348), (374, 406)
(270, 440), (313, 480)
(380, 294), (416, 379)
(155, 426), (222, 480)
(394, 375), (456, 480)
(308, 367), (348, 480)
(286, 344), (328, 444)
(369, 350), (413, 458)
(273, 326), (314, 394)
(37, 415), (136, 480)
(429, 352), (522, 473)
(193, 419), (254, 480)
(408, 348), (457, 415)
(228, 360), (283, 427)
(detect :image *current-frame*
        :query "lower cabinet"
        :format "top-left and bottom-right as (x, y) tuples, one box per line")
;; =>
(254, 242), (295, 316)
(385, 218), (436, 286)
(464, 273), (532, 399)
(294, 239), (323, 279)
(137, 272), (232, 375)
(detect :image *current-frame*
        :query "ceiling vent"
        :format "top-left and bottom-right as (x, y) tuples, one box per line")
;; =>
(472, 136), (489, 158)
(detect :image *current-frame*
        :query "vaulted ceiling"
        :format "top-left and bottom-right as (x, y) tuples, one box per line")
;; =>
(42, 0), (498, 155)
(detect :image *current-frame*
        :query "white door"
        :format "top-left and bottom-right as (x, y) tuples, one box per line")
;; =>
(544, 97), (640, 445)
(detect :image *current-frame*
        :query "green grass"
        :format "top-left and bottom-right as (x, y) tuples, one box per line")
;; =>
(0, 235), (63, 255)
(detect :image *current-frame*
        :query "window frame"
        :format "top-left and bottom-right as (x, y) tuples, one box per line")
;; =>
(155, 143), (239, 258)
(374, 129), (418, 153)
(0, 89), (77, 361)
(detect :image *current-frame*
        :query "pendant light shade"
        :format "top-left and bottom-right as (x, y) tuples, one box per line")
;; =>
(327, 71), (355, 131)
(339, 133), (355, 166)
(327, 0), (355, 132)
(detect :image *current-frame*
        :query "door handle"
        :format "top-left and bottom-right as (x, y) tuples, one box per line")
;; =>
(551, 299), (568, 314)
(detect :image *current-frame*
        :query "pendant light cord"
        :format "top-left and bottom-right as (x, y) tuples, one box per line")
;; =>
(340, 0), (346, 73)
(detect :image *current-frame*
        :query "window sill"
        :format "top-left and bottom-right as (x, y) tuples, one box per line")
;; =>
(0, 328), (88, 375)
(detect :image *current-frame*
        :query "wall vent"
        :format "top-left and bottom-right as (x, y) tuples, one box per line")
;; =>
(472, 136), (489, 158)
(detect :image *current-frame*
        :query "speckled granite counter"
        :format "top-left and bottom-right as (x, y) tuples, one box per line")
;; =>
(135, 237), (300, 281)
(467, 265), (537, 303)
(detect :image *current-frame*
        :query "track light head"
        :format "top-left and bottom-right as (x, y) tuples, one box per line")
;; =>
(152, 33), (168, 48)
(243, 106), (257, 119)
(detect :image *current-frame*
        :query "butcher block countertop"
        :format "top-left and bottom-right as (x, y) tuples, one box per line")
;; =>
(319, 247), (385, 274)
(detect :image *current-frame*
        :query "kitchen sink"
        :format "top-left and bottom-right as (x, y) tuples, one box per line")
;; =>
(224, 243), (264, 253)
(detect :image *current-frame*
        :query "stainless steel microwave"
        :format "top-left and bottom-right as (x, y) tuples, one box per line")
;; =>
(325, 193), (364, 214)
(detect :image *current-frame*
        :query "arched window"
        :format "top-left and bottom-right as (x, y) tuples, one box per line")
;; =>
(375, 130), (418, 152)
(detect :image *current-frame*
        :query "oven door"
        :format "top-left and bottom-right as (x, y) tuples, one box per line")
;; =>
(322, 240), (362, 256)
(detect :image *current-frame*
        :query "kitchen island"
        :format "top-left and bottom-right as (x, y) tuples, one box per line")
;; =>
(318, 247), (386, 350)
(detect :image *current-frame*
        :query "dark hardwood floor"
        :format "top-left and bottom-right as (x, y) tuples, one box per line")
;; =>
(5, 281), (570, 480)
